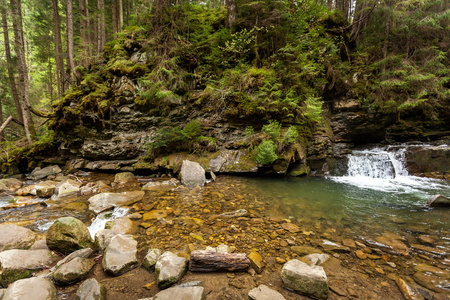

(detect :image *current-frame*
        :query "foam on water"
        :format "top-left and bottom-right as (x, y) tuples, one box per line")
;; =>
(88, 207), (129, 239)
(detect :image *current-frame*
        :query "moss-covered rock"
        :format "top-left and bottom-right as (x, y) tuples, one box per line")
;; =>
(46, 217), (92, 255)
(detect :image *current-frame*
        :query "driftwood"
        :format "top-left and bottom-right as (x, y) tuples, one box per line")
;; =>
(189, 250), (250, 272)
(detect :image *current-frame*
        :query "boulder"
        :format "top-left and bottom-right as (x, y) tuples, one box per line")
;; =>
(50, 248), (93, 273)
(52, 257), (95, 285)
(106, 217), (134, 234)
(102, 234), (138, 276)
(75, 278), (107, 300)
(426, 194), (450, 208)
(142, 248), (162, 272)
(54, 179), (82, 198)
(248, 284), (286, 300)
(114, 172), (136, 184)
(0, 178), (23, 193)
(88, 191), (145, 214)
(46, 217), (93, 254)
(180, 160), (206, 188)
(0, 224), (37, 252)
(155, 251), (189, 289)
(302, 254), (330, 266)
(2, 277), (57, 300)
(153, 286), (204, 300)
(31, 165), (62, 180)
(281, 259), (329, 300)
(30, 181), (57, 198)
(94, 229), (119, 252)
(0, 249), (57, 287)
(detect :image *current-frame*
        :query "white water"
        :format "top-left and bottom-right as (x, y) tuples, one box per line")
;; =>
(331, 145), (449, 197)
(88, 207), (129, 239)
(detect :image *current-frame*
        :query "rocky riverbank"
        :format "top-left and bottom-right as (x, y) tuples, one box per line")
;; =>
(0, 163), (449, 299)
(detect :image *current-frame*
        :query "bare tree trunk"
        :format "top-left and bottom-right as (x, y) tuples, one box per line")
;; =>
(226, 0), (236, 28)
(1, 5), (23, 123)
(327, 0), (333, 10)
(48, 57), (54, 108)
(79, 0), (88, 66)
(382, 22), (389, 73)
(66, 0), (78, 84)
(127, 0), (130, 25)
(112, 0), (117, 35)
(118, 0), (123, 30)
(97, 0), (105, 55)
(52, 0), (68, 96)
(85, 0), (93, 59)
(0, 97), (3, 141)
(10, 0), (35, 143)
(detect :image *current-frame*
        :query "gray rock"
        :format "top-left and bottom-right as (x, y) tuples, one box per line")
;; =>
(46, 217), (93, 254)
(180, 160), (206, 188)
(142, 180), (178, 191)
(153, 286), (204, 300)
(426, 194), (450, 207)
(155, 251), (189, 289)
(30, 239), (49, 250)
(54, 179), (82, 198)
(2, 277), (57, 300)
(142, 248), (162, 272)
(303, 254), (330, 266)
(0, 178), (23, 193)
(0, 288), (4, 298)
(208, 149), (258, 173)
(50, 248), (93, 273)
(94, 229), (119, 252)
(75, 278), (107, 300)
(0, 249), (57, 287)
(0, 224), (37, 252)
(114, 172), (136, 185)
(32, 181), (57, 198)
(106, 217), (133, 234)
(88, 191), (145, 214)
(52, 257), (94, 285)
(248, 284), (286, 300)
(102, 234), (138, 276)
(281, 259), (329, 300)
(31, 165), (62, 180)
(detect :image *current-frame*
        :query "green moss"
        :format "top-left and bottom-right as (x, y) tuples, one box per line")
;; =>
(0, 269), (31, 287)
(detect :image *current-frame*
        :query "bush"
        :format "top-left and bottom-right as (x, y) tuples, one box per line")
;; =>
(255, 140), (278, 165)
(262, 120), (281, 141)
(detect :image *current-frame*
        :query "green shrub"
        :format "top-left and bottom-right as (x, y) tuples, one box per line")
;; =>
(262, 120), (281, 141)
(283, 126), (299, 145)
(255, 140), (278, 165)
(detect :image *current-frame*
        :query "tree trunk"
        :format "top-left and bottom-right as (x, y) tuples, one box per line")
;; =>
(118, 0), (123, 30)
(126, 0), (130, 25)
(97, 0), (105, 55)
(112, 0), (117, 35)
(85, 0), (93, 59)
(382, 22), (390, 73)
(189, 251), (250, 272)
(66, 0), (78, 84)
(79, 0), (87, 66)
(0, 116), (14, 138)
(1, 4), (23, 123)
(327, 0), (332, 10)
(52, 0), (68, 96)
(10, 0), (35, 143)
(226, 0), (236, 28)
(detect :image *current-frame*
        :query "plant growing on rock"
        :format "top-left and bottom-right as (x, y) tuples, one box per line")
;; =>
(255, 140), (278, 165)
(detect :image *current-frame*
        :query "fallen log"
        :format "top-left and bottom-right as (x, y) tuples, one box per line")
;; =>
(0, 116), (13, 136)
(189, 250), (250, 272)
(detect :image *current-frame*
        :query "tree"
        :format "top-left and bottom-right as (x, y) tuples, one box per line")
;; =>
(10, 0), (36, 143)
(52, 0), (68, 96)
(66, 0), (78, 82)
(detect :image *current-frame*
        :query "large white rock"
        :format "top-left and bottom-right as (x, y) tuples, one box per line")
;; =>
(180, 160), (205, 188)
(0, 224), (37, 252)
(426, 194), (450, 207)
(88, 191), (145, 214)
(155, 251), (189, 289)
(248, 284), (286, 300)
(52, 257), (94, 285)
(31, 165), (62, 180)
(102, 234), (138, 276)
(75, 278), (106, 300)
(281, 259), (329, 300)
(2, 277), (57, 300)
(154, 286), (204, 300)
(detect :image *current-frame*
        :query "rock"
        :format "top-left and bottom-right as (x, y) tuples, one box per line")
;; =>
(143, 210), (170, 221)
(405, 146), (449, 175)
(31, 165), (62, 180)
(102, 234), (138, 276)
(0, 178), (23, 193)
(396, 278), (425, 300)
(413, 271), (450, 294)
(94, 229), (119, 252)
(180, 160), (206, 188)
(291, 246), (322, 256)
(248, 251), (264, 274)
(1, 196), (45, 209)
(30, 239), (49, 250)
(155, 251), (189, 289)
(426, 194), (450, 208)
(0, 224), (37, 252)
(114, 172), (136, 184)
(35, 186), (56, 198)
(2, 277), (57, 300)
(106, 217), (134, 234)
(0, 249), (57, 287)
(208, 149), (258, 173)
(46, 217), (93, 254)
(88, 191), (145, 214)
(281, 259), (329, 300)
(302, 254), (330, 266)
(316, 240), (350, 253)
(248, 284), (286, 300)
(281, 223), (300, 233)
(142, 180), (178, 191)
(153, 286), (204, 300)
(355, 250), (367, 260)
(142, 248), (162, 272)
(217, 209), (248, 218)
(75, 278), (107, 300)
(54, 179), (82, 198)
(50, 248), (93, 273)
(52, 257), (95, 285)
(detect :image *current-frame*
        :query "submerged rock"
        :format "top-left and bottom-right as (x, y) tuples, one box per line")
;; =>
(426, 194), (450, 208)
(0, 224), (37, 252)
(46, 217), (93, 254)
(180, 160), (206, 188)
(281, 259), (329, 300)
(88, 191), (145, 214)
(248, 284), (286, 300)
(114, 172), (136, 185)
(2, 277), (57, 300)
(75, 278), (107, 300)
(153, 286), (204, 300)
(0, 249), (57, 287)
(102, 234), (138, 276)
(155, 251), (189, 289)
